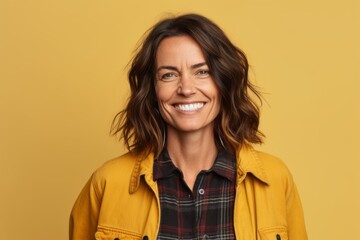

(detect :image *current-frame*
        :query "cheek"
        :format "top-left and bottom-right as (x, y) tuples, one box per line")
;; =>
(155, 90), (170, 116)
(155, 91), (166, 106)
(154, 85), (163, 102)
(155, 84), (174, 103)
(213, 89), (221, 114)
(208, 84), (221, 104)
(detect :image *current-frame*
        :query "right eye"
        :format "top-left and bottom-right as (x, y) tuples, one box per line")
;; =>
(159, 72), (178, 81)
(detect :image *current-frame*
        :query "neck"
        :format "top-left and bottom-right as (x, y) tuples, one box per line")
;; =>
(165, 125), (218, 189)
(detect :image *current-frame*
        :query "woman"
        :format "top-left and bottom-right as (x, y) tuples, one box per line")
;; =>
(70, 14), (307, 240)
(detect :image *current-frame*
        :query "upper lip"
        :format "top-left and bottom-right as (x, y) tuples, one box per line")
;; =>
(172, 101), (206, 105)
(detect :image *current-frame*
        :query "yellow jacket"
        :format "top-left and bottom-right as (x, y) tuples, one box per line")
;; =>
(70, 144), (307, 240)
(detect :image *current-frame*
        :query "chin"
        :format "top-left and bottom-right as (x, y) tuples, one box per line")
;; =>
(172, 122), (213, 133)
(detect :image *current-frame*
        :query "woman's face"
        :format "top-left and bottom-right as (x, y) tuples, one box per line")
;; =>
(155, 35), (221, 134)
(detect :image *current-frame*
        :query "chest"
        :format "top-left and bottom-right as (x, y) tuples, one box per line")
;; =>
(157, 171), (236, 239)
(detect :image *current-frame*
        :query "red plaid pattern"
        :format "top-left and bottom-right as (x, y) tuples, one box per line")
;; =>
(153, 148), (236, 239)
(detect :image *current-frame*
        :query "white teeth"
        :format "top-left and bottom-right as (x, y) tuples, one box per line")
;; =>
(175, 103), (204, 111)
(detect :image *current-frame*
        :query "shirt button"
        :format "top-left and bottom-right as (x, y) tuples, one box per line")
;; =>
(276, 234), (281, 240)
(199, 188), (205, 195)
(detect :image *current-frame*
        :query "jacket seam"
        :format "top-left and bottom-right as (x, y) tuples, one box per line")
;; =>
(97, 224), (142, 237)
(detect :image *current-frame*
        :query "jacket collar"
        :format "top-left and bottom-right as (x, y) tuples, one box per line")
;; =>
(129, 144), (269, 194)
(129, 151), (155, 194)
(236, 143), (269, 185)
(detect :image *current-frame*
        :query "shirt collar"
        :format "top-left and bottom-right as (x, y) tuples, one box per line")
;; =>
(129, 144), (269, 194)
(211, 149), (236, 182)
(153, 148), (177, 181)
(152, 148), (236, 183)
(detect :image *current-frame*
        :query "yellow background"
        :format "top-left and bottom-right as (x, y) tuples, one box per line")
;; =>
(1, 0), (359, 239)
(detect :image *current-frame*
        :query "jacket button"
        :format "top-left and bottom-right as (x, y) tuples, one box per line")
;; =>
(143, 236), (149, 240)
(276, 234), (281, 240)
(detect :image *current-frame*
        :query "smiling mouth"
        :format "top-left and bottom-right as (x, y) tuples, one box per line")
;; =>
(174, 103), (205, 112)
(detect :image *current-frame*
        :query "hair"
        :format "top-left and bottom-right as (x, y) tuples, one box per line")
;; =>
(111, 13), (264, 157)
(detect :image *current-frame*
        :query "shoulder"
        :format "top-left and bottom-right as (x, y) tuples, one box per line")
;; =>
(255, 150), (291, 175)
(252, 148), (296, 191)
(96, 152), (137, 174)
(90, 152), (138, 188)
(240, 144), (295, 187)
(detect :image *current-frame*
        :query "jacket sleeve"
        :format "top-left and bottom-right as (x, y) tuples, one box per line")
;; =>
(285, 173), (308, 240)
(69, 173), (102, 240)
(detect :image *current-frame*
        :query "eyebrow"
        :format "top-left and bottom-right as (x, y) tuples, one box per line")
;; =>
(156, 62), (207, 72)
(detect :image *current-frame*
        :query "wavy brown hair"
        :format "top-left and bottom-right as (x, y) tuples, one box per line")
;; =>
(111, 13), (264, 157)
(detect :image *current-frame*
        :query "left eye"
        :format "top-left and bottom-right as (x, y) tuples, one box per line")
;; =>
(197, 70), (210, 76)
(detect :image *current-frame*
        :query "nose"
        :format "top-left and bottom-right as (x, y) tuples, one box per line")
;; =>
(177, 74), (195, 96)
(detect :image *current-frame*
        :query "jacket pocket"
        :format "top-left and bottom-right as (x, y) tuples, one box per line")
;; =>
(95, 225), (142, 240)
(258, 226), (288, 240)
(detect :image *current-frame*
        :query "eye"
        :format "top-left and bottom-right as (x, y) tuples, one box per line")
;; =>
(159, 72), (178, 81)
(196, 69), (210, 78)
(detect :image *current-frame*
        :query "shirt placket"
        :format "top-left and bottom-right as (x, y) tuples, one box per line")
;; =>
(193, 172), (207, 239)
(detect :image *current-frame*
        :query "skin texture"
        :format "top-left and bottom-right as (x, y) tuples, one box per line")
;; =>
(155, 35), (221, 190)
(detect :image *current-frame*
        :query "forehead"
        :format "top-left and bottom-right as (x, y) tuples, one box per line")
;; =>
(155, 35), (206, 67)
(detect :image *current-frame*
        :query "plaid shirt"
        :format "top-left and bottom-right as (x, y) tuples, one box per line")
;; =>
(153, 148), (236, 240)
